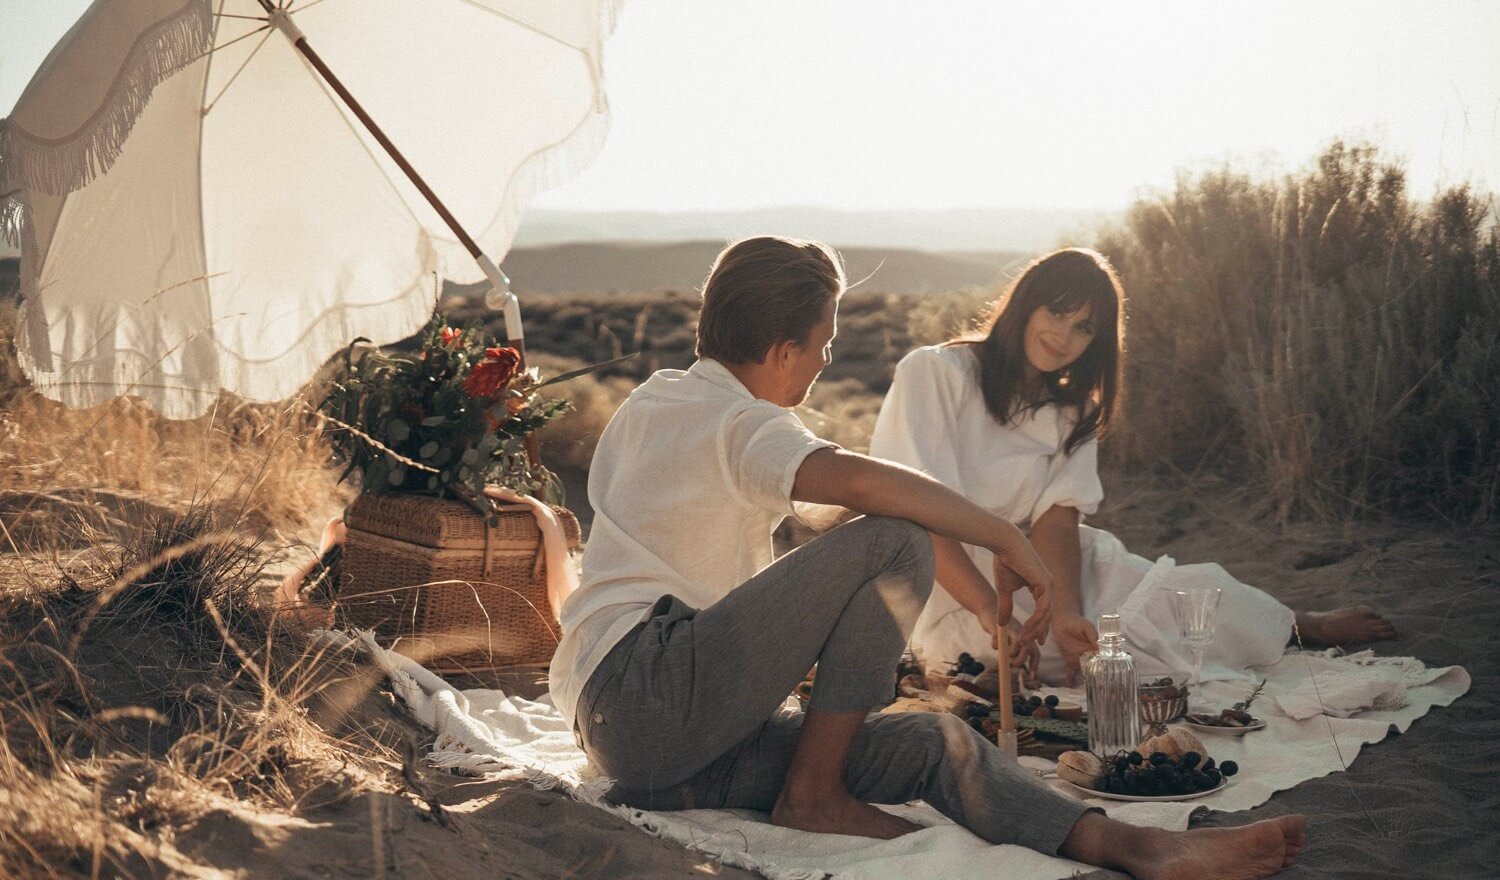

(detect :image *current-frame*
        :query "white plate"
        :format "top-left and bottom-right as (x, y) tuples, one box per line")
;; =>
(1184, 719), (1267, 736)
(1064, 778), (1229, 802)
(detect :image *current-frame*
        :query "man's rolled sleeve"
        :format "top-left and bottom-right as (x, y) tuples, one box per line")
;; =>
(723, 405), (836, 513)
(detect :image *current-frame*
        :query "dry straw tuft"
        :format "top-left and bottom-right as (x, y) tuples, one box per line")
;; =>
(1098, 140), (1500, 524)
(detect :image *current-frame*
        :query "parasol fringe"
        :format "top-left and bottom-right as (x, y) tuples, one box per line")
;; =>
(0, 195), (23, 249)
(470, 85), (613, 278)
(0, 0), (212, 197)
(460, 0), (620, 271)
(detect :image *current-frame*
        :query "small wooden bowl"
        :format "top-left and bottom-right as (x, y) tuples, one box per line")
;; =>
(1051, 701), (1084, 722)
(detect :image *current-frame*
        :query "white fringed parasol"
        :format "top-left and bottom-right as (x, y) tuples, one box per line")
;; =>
(1, 0), (618, 417)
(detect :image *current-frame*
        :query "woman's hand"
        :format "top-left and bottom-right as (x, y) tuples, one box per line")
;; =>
(1008, 622), (1041, 688)
(977, 615), (1040, 689)
(990, 550), (1052, 649)
(1052, 613), (1099, 686)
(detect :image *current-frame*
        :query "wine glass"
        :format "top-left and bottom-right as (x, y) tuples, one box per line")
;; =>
(1173, 587), (1222, 707)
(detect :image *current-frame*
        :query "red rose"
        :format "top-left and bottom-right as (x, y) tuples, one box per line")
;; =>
(440, 326), (463, 348)
(462, 346), (521, 399)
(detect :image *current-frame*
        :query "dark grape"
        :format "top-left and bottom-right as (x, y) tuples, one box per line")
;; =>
(1149, 751), (1170, 765)
(958, 652), (974, 665)
(1128, 751), (1144, 766)
(1204, 768), (1223, 785)
(966, 702), (989, 718)
(1219, 760), (1239, 777)
(1201, 757), (1216, 772)
(1028, 695), (1043, 707)
(1192, 771), (1213, 790)
(970, 661), (986, 674)
(1181, 751), (1201, 769)
(1044, 694), (1060, 708)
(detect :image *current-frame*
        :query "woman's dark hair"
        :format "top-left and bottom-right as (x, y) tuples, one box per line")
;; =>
(696, 236), (845, 364)
(950, 247), (1124, 454)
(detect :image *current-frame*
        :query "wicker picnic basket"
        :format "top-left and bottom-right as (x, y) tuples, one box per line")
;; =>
(335, 492), (581, 673)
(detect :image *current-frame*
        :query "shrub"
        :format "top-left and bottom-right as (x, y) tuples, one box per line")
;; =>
(1097, 140), (1500, 523)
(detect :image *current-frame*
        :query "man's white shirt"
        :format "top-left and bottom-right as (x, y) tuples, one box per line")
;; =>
(549, 358), (835, 729)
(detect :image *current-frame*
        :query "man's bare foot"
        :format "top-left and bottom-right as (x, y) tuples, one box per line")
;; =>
(1132, 816), (1307, 880)
(771, 786), (921, 840)
(1295, 605), (1396, 647)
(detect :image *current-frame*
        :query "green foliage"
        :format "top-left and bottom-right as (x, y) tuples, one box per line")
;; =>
(1098, 140), (1500, 523)
(321, 313), (568, 501)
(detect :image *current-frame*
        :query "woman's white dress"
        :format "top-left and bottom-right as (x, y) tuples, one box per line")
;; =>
(869, 345), (1294, 684)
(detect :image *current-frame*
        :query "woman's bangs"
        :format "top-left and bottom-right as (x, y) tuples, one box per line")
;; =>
(1048, 283), (1114, 322)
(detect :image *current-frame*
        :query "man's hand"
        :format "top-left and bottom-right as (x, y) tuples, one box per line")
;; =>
(1052, 613), (1099, 686)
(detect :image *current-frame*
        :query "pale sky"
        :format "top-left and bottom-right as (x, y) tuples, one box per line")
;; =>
(3, 0), (1498, 213)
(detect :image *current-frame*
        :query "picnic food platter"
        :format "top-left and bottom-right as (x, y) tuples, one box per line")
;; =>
(1184, 716), (1267, 735)
(1181, 679), (1269, 734)
(1061, 777), (1230, 802)
(1053, 726), (1244, 800)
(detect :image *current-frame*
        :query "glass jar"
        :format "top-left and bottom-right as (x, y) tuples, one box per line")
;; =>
(1084, 613), (1141, 757)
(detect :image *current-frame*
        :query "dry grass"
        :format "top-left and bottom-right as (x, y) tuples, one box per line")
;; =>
(1099, 140), (1500, 524)
(0, 506), (406, 879)
(0, 392), (345, 546)
(0, 297), (347, 544)
(528, 351), (641, 473)
(0, 307), (407, 878)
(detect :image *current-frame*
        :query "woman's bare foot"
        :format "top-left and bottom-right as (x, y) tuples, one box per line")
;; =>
(1295, 605), (1396, 647)
(771, 785), (922, 839)
(1131, 816), (1307, 880)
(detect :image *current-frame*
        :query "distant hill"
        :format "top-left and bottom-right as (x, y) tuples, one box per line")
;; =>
(0, 241), (1027, 307)
(514, 207), (1113, 253)
(482, 241), (1027, 296)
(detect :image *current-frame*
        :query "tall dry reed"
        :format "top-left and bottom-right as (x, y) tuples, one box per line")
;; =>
(1098, 140), (1499, 523)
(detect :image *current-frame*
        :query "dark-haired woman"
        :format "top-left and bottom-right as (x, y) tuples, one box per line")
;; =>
(870, 248), (1394, 687)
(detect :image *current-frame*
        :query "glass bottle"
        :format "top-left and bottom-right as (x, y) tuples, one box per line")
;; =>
(1084, 613), (1141, 757)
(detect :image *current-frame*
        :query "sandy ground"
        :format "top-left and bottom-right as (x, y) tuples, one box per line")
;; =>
(5, 472), (1493, 879)
(1079, 476), (1500, 879)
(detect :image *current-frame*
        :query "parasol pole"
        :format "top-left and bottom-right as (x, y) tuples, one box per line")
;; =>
(260, 5), (525, 356)
(995, 627), (1018, 757)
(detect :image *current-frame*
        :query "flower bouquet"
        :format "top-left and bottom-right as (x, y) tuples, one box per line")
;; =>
(321, 313), (570, 507)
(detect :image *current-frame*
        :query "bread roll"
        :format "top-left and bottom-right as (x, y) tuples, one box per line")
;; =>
(1056, 750), (1104, 788)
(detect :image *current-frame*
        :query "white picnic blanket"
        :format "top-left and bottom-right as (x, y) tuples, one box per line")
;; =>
(353, 633), (1469, 880)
